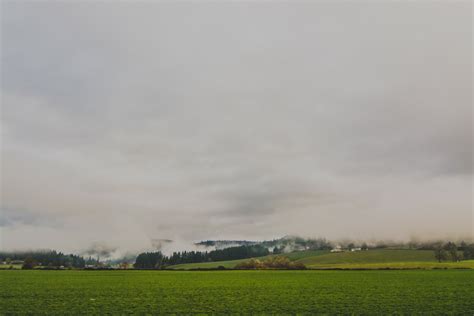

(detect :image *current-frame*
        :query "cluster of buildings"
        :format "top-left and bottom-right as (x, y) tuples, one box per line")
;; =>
(330, 245), (364, 253)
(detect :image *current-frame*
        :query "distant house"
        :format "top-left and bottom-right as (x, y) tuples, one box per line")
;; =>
(330, 245), (344, 253)
(350, 247), (362, 252)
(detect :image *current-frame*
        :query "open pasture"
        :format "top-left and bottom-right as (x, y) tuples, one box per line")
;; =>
(1, 270), (473, 314)
(168, 249), (473, 270)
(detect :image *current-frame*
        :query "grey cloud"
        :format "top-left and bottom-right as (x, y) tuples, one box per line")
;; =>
(0, 208), (28, 227)
(150, 239), (173, 251)
(1, 1), (472, 253)
(82, 242), (118, 259)
(0, 207), (59, 228)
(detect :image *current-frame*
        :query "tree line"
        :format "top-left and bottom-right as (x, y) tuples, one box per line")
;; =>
(433, 241), (474, 262)
(0, 250), (87, 269)
(134, 244), (270, 269)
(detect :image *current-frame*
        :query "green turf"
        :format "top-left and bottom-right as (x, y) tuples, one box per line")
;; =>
(1, 270), (473, 314)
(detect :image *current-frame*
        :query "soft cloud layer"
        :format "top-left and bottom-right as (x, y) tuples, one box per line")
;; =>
(1, 1), (472, 253)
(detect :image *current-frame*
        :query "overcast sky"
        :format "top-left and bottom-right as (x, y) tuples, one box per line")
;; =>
(1, 1), (472, 255)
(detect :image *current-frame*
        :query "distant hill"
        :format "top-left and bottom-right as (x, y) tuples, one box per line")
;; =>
(167, 249), (329, 269)
(195, 240), (258, 249)
(195, 236), (332, 252)
(297, 249), (435, 266)
(167, 249), (474, 270)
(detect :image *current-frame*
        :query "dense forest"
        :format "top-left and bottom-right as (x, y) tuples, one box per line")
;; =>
(134, 244), (270, 269)
(0, 250), (87, 268)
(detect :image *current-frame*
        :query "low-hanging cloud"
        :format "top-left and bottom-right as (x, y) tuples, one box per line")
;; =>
(82, 242), (118, 259)
(0, 1), (472, 253)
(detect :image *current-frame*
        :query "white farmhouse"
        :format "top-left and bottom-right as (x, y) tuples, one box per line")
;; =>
(330, 245), (344, 253)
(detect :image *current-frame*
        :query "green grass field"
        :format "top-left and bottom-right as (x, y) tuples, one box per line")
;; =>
(1, 270), (473, 314)
(169, 249), (474, 270)
(0, 264), (22, 270)
(298, 249), (435, 264)
(168, 249), (329, 269)
(306, 261), (474, 269)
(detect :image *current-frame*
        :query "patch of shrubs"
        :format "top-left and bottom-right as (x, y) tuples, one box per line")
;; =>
(235, 256), (306, 270)
(22, 257), (37, 270)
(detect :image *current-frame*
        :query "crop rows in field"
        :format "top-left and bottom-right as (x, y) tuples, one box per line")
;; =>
(1, 270), (473, 314)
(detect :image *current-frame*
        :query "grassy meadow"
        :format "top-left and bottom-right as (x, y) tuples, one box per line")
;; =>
(1, 270), (473, 314)
(168, 249), (474, 270)
(168, 249), (330, 269)
(0, 264), (22, 270)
